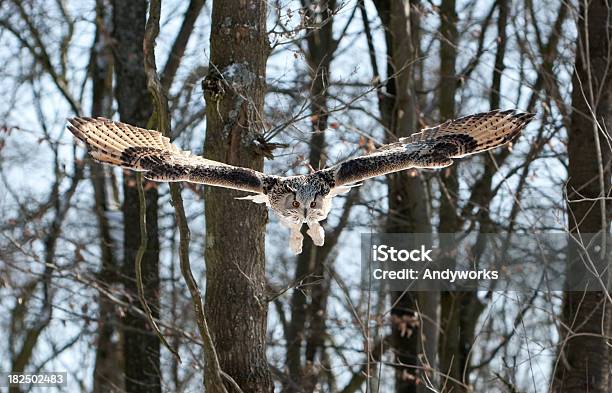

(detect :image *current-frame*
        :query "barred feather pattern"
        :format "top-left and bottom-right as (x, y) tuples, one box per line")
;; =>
(326, 109), (534, 186)
(67, 117), (268, 193)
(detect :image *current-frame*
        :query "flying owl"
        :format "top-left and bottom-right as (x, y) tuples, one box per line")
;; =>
(67, 110), (533, 254)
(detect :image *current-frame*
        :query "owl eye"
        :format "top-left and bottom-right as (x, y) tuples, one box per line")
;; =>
(310, 201), (317, 208)
(292, 200), (300, 208)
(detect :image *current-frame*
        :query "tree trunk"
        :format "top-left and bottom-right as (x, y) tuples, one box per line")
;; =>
(553, 1), (612, 392)
(202, 1), (273, 392)
(91, 2), (123, 392)
(373, 1), (431, 392)
(436, 0), (460, 390)
(437, 1), (501, 391)
(112, 1), (161, 392)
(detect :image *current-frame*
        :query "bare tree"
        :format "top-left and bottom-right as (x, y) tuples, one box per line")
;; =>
(90, 1), (122, 392)
(201, 0), (273, 391)
(436, 0), (461, 390)
(373, 1), (431, 391)
(553, 1), (612, 392)
(112, 1), (161, 391)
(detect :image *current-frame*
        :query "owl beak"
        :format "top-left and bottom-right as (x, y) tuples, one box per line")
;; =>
(303, 208), (308, 218)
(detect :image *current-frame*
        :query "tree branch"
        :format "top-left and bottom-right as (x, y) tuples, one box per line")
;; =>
(161, 0), (206, 92)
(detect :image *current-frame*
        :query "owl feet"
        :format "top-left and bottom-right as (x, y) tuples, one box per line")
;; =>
(287, 223), (326, 254)
(289, 227), (304, 254)
(307, 222), (325, 246)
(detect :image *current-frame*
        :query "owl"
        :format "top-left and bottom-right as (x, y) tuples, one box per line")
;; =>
(67, 110), (533, 254)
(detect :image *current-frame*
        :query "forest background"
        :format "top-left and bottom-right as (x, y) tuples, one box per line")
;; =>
(1, 0), (611, 392)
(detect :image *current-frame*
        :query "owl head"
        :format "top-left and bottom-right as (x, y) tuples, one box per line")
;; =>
(268, 175), (332, 226)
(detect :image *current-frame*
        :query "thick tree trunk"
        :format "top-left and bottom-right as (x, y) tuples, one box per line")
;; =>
(112, 1), (161, 392)
(202, 1), (272, 392)
(553, 1), (612, 392)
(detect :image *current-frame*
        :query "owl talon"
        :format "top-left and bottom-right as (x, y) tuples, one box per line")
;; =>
(307, 223), (325, 246)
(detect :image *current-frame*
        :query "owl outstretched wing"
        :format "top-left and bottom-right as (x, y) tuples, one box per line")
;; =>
(323, 110), (534, 187)
(67, 117), (271, 194)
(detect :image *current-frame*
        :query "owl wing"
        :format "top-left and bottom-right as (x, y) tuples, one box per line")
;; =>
(67, 117), (272, 194)
(323, 110), (534, 187)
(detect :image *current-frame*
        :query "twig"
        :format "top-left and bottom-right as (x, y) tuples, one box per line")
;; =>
(169, 184), (231, 391)
(134, 172), (181, 361)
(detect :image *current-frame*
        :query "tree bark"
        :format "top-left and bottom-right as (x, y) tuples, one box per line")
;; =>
(553, 2), (612, 393)
(437, 1), (500, 391)
(373, 1), (431, 392)
(202, 1), (273, 392)
(112, 1), (161, 392)
(91, 2), (123, 392)
(436, 0), (460, 389)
